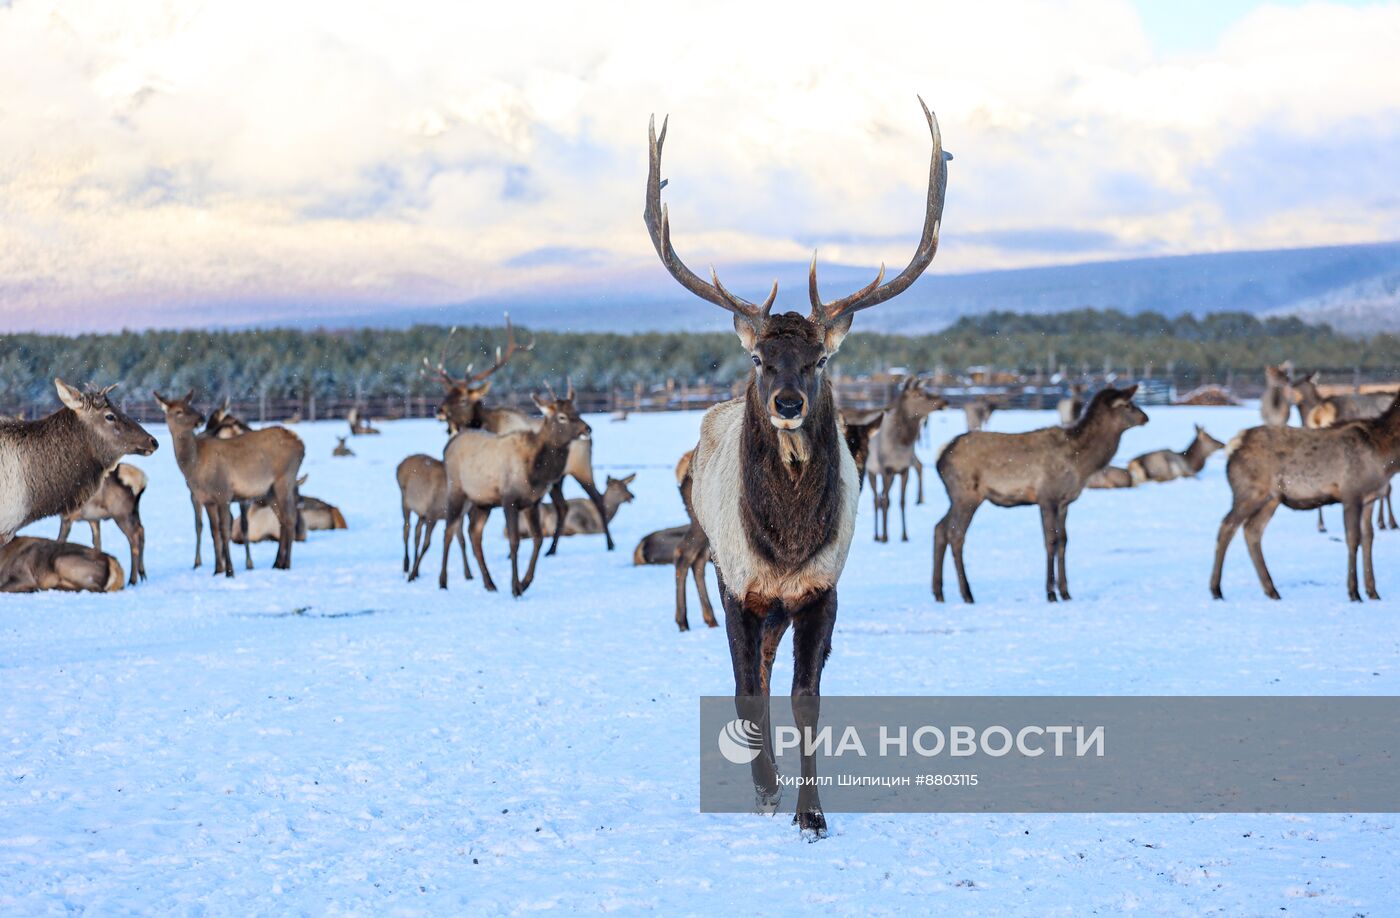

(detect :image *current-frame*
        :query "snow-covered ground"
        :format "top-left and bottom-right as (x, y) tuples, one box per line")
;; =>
(1, 404), (1396, 915)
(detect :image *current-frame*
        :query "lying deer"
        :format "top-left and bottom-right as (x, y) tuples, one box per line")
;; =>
(1292, 372), (1398, 531)
(1086, 466), (1134, 489)
(963, 397), (997, 432)
(515, 474), (635, 538)
(0, 379), (158, 546)
(1260, 365), (1292, 427)
(397, 454), (469, 583)
(0, 536), (125, 593)
(231, 476), (346, 543)
(155, 391), (305, 576)
(55, 463), (147, 586)
(644, 97), (948, 836)
(440, 392), (589, 596)
(332, 437), (355, 457)
(1210, 394), (1400, 602)
(1057, 383), (1086, 425)
(1127, 425), (1225, 484)
(934, 386), (1147, 603)
(867, 378), (948, 542)
(633, 525), (690, 566)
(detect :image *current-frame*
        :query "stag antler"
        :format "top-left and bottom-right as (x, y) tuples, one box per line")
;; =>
(422, 326), (462, 386)
(644, 115), (778, 336)
(468, 313), (535, 383)
(808, 98), (948, 327)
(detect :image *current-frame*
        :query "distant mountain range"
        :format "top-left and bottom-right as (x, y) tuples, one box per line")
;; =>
(288, 240), (1400, 336)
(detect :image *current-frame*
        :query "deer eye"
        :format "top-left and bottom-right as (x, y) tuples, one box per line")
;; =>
(104, 413), (116, 422)
(751, 355), (761, 367)
(816, 356), (828, 370)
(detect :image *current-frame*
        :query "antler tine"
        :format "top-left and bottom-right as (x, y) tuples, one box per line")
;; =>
(645, 114), (776, 331)
(542, 378), (558, 401)
(468, 312), (534, 383)
(810, 97), (948, 327)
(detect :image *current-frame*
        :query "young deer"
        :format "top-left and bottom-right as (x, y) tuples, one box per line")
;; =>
(867, 378), (948, 542)
(1086, 466), (1134, 489)
(0, 379), (158, 545)
(1292, 372), (1398, 531)
(671, 449), (718, 632)
(0, 537), (125, 593)
(515, 474), (635, 538)
(1260, 365), (1292, 427)
(231, 476), (346, 543)
(1210, 394), (1400, 602)
(645, 98), (947, 836)
(55, 463), (147, 586)
(396, 454), (469, 583)
(440, 393), (590, 596)
(934, 386), (1147, 603)
(1127, 425), (1225, 484)
(838, 409), (884, 483)
(155, 391), (305, 576)
(1057, 383), (1087, 425)
(332, 437), (355, 457)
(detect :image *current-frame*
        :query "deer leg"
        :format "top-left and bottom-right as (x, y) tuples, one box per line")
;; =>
(1055, 502), (1072, 600)
(790, 589), (837, 839)
(946, 502), (979, 604)
(577, 474), (615, 552)
(1316, 507), (1326, 533)
(545, 482), (567, 558)
(1039, 502), (1060, 603)
(87, 520), (102, 553)
(933, 511), (949, 602)
(439, 492), (466, 590)
(518, 503), (546, 595)
(914, 454), (924, 505)
(505, 504), (524, 597)
(1387, 487), (1398, 530)
(759, 616), (791, 696)
(205, 504), (225, 575)
(56, 517), (72, 543)
(1209, 503), (1251, 600)
(457, 520), (472, 580)
(409, 518), (431, 582)
(192, 496), (204, 568)
(1241, 499), (1282, 600)
(402, 507), (412, 573)
(239, 501), (254, 570)
(693, 552), (717, 628)
(722, 583), (779, 808)
(275, 486), (297, 570)
(219, 503), (237, 577)
(869, 472), (880, 541)
(114, 514), (142, 587)
(898, 470), (909, 542)
(674, 536), (692, 633)
(1343, 500), (1362, 603)
(1362, 499), (1380, 600)
(468, 505), (495, 593)
(878, 473), (895, 543)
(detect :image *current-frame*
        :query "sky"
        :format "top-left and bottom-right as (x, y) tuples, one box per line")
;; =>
(2, 0), (1399, 331)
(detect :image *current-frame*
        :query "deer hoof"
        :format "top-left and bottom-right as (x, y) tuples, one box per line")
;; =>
(1368, 590), (1382, 601)
(1267, 589), (1282, 601)
(676, 621), (689, 633)
(794, 809), (827, 839)
(1059, 590), (1071, 601)
(705, 618), (718, 628)
(1047, 592), (1058, 603)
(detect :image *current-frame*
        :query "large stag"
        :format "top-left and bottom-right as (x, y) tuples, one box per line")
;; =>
(645, 98), (948, 836)
(428, 322), (617, 553)
(155, 391), (305, 576)
(0, 379), (157, 545)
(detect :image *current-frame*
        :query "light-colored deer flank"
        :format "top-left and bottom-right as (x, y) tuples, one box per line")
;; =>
(0, 537), (125, 593)
(1210, 394), (1400, 602)
(934, 386), (1148, 603)
(644, 97), (948, 837)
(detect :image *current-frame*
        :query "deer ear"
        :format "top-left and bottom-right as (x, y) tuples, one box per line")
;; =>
(622, 472), (636, 485)
(473, 381), (492, 399)
(296, 474), (308, 486)
(733, 315), (757, 352)
(54, 378), (84, 410)
(1118, 384), (1138, 400)
(532, 393), (554, 415)
(152, 391), (168, 409)
(183, 389), (195, 403)
(823, 314), (852, 355)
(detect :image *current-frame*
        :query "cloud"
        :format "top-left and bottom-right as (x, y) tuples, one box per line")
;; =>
(0, 0), (1398, 329)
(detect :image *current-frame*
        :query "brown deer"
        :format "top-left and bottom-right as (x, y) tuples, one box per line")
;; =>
(515, 474), (635, 538)
(1127, 425), (1225, 484)
(347, 407), (381, 436)
(934, 386), (1147, 603)
(671, 449), (718, 632)
(396, 454), (470, 583)
(1292, 372), (1398, 531)
(231, 476), (347, 543)
(1260, 365), (1292, 427)
(644, 98), (947, 836)
(204, 400), (252, 438)
(1086, 466), (1134, 489)
(155, 391), (305, 576)
(867, 379), (949, 542)
(963, 397), (997, 432)
(634, 525), (689, 565)
(190, 400), (255, 570)
(0, 379), (158, 545)
(439, 392), (590, 596)
(0, 537), (125, 593)
(55, 463), (147, 586)
(1210, 394), (1400, 602)
(1057, 383), (1086, 425)
(838, 409), (884, 483)
(429, 323), (616, 554)
(332, 437), (355, 457)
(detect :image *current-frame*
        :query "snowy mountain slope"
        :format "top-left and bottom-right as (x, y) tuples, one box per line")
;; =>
(0, 407), (1396, 914)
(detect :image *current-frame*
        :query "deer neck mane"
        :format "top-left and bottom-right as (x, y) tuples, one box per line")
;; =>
(169, 423), (203, 473)
(1182, 434), (1212, 471)
(20, 410), (114, 520)
(738, 375), (843, 568)
(1066, 404), (1127, 473)
(525, 429), (572, 492)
